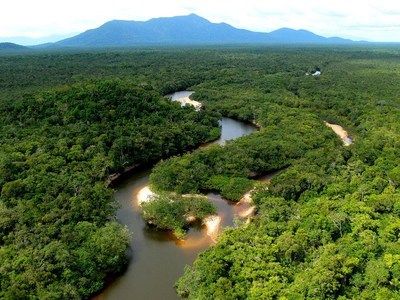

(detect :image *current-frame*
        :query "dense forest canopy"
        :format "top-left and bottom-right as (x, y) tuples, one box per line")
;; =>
(0, 79), (219, 298)
(0, 46), (400, 299)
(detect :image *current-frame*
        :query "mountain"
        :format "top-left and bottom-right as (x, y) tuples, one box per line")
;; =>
(55, 14), (353, 48)
(0, 42), (29, 51)
(267, 28), (350, 44)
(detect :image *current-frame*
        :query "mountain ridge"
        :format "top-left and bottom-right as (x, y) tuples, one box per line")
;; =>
(0, 42), (29, 51)
(54, 14), (355, 48)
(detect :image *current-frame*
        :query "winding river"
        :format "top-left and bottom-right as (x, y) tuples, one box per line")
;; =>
(95, 92), (256, 300)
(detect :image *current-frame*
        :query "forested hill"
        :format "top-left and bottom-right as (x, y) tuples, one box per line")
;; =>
(0, 42), (28, 51)
(54, 14), (353, 47)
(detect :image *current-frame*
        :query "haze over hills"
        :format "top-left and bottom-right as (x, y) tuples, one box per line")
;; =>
(0, 42), (29, 51)
(55, 14), (354, 47)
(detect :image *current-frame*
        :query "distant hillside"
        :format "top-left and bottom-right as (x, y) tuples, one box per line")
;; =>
(267, 28), (350, 44)
(0, 42), (28, 51)
(55, 14), (354, 48)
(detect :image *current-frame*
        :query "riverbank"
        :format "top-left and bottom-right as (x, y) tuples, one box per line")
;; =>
(106, 136), (222, 187)
(235, 191), (256, 218)
(97, 92), (260, 300)
(136, 184), (255, 241)
(325, 121), (353, 146)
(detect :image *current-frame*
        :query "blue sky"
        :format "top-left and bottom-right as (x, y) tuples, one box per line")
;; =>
(1, 0), (400, 44)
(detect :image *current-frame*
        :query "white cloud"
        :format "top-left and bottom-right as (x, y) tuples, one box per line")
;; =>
(1, 0), (400, 43)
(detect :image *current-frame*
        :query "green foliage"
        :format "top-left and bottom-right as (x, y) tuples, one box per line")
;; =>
(206, 175), (253, 201)
(1, 47), (400, 298)
(141, 194), (216, 239)
(169, 47), (400, 299)
(389, 167), (400, 187)
(0, 79), (219, 298)
(150, 98), (340, 202)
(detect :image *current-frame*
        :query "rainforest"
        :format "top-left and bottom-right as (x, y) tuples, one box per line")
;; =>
(1, 46), (400, 299)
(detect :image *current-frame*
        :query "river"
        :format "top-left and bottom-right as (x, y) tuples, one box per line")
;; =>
(95, 92), (257, 300)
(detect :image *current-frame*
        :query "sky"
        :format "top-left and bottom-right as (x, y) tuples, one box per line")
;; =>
(1, 0), (400, 44)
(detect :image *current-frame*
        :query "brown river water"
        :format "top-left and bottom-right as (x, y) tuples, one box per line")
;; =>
(95, 92), (256, 300)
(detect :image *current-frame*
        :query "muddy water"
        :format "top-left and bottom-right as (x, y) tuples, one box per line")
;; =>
(96, 93), (257, 300)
